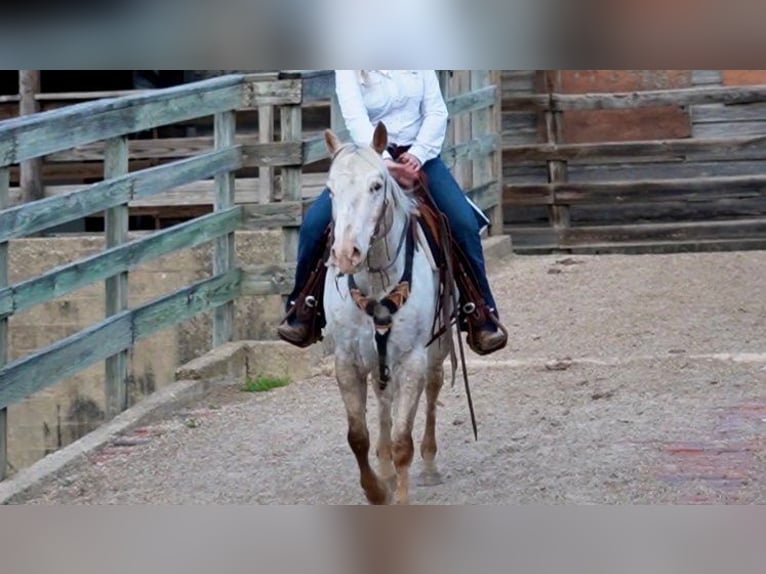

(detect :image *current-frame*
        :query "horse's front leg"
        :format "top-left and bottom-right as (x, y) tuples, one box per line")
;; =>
(336, 360), (390, 505)
(372, 376), (395, 491)
(391, 352), (427, 505)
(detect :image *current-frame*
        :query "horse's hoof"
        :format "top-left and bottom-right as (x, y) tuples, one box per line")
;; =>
(416, 470), (444, 487)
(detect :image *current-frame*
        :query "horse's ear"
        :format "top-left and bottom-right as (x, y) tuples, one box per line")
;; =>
(372, 122), (388, 155)
(324, 129), (342, 155)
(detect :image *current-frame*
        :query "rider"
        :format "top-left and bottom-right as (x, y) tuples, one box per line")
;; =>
(277, 70), (507, 355)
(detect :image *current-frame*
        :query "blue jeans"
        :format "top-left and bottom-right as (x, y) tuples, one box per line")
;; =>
(289, 156), (498, 311)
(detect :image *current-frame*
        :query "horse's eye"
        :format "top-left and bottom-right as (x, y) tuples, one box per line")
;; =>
(371, 181), (383, 192)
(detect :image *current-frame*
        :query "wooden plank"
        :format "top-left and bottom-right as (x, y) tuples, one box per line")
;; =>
(241, 142), (302, 168)
(489, 70), (505, 233)
(241, 263), (296, 296)
(0, 270), (241, 412)
(559, 175), (766, 204)
(258, 105), (275, 203)
(559, 218), (766, 246)
(301, 71), (335, 103)
(566, 159), (766, 182)
(568, 196), (766, 226)
(0, 208), (241, 319)
(241, 202), (302, 230)
(693, 122), (766, 138)
(132, 269), (241, 341)
(280, 104), (303, 263)
(19, 70), (43, 203)
(445, 85), (497, 117)
(503, 184), (554, 206)
(504, 174), (766, 206)
(470, 71), (495, 230)
(0, 167), (8, 480)
(692, 71), (722, 86)
(442, 134), (498, 165)
(104, 136), (129, 419)
(0, 146), (242, 242)
(451, 71), (472, 190)
(304, 129), (350, 165)
(466, 181), (499, 212)
(0, 75), (244, 167)
(503, 135), (766, 163)
(543, 71), (569, 229)
(4, 171), (331, 209)
(47, 136), (303, 164)
(0, 313), (132, 412)
(503, 85), (766, 112)
(213, 111), (237, 347)
(241, 78), (302, 107)
(692, 102), (766, 123)
(277, 70), (334, 103)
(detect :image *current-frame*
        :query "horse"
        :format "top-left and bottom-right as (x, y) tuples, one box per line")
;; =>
(322, 122), (453, 505)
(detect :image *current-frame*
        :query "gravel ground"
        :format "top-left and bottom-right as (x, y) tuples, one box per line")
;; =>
(12, 251), (766, 504)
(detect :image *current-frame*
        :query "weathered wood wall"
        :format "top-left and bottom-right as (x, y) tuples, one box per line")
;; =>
(502, 69), (766, 253)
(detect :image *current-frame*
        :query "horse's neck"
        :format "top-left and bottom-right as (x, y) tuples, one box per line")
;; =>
(358, 193), (409, 296)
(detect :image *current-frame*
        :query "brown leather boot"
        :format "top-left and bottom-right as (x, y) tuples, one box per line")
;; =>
(277, 296), (323, 348)
(462, 304), (508, 356)
(467, 323), (508, 355)
(277, 316), (312, 348)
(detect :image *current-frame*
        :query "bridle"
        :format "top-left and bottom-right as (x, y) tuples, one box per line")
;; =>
(345, 167), (417, 389)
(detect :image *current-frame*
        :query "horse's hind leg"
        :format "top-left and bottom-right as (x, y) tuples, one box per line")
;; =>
(372, 379), (395, 491)
(336, 362), (389, 505)
(418, 362), (445, 486)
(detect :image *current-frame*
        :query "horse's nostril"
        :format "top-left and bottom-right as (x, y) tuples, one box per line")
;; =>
(352, 247), (362, 261)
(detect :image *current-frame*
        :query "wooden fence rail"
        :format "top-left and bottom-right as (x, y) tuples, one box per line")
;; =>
(0, 69), (503, 480)
(502, 79), (766, 253)
(0, 71), (312, 480)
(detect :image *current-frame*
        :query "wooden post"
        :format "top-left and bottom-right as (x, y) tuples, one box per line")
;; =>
(19, 71), (43, 204)
(470, 70), (496, 235)
(438, 70), (454, 159)
(542, 70), (570, 231)
(330, 90), (344, 134)
(213, 110), (237, 347)
(0, 167), (9, 480)
(104, 137), (129, 418)
(258, 105), (274, 203)
(280, 101), (303, 271)
(451, 71), (473, 190)
(489, 70), (505, 234)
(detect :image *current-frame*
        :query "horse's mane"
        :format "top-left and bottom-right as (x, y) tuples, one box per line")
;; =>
(332, 143), (417, 215)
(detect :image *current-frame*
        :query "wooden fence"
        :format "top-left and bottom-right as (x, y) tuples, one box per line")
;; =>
(503, 80), (766, 253)
(0, 69), (503, 480)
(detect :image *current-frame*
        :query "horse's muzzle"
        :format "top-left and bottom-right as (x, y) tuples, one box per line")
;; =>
(330, 242), (364, 275)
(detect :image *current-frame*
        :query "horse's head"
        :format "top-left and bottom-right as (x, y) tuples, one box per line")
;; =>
(324, 122), (394, 275)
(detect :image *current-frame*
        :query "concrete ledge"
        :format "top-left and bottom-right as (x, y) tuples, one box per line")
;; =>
(174, 341), (249, 382)
(0, 377), (213, 505)
(482, 234), (514, 272)
(174, 340), (327, 384)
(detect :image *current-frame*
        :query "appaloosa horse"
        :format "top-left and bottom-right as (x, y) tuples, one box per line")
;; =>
(323, 123), (453, 504)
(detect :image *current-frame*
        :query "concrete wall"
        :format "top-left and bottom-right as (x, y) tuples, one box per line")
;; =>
(5, 230), (284, 474)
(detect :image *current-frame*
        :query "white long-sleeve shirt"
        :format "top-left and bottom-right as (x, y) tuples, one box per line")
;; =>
(334, 70), (448, 165)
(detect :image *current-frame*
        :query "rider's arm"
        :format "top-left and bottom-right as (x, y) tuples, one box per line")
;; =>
(334, 70), (393, 160)
(407, 71), (448, 166)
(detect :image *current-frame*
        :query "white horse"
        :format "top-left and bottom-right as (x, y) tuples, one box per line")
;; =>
(322, 123), (453, 505)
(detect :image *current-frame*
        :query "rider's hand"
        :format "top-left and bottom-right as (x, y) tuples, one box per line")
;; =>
(397, 152), (422, 172)
(385, 159), (418, 188)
